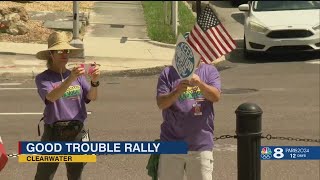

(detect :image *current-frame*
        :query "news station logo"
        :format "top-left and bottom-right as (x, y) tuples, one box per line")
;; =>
(260, 147), (286, 160)
(261, 147), (272, 160)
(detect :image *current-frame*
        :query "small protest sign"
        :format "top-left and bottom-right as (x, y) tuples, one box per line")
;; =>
(172, 34), (201, 80)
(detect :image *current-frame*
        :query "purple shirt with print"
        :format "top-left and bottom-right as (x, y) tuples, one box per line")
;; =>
(156, 63), (221, 151)
(35, 69), (91, 125)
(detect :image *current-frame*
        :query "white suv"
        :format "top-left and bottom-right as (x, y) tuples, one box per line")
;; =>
(239, 1), (320, 57)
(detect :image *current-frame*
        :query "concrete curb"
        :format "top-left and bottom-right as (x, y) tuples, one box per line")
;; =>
(211, 55), (226, 65)
(0, 59), (228, 80)
(0, 66), (166, 79)
(146, 40), (175, 49)
(112, 37), (176, 49)
(0, 52), (34, 56)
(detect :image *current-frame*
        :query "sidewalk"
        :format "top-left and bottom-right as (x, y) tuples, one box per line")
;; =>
(0, 1), (226, 79)
(0, 1), (177, 78)
(0, 36), (175, 77)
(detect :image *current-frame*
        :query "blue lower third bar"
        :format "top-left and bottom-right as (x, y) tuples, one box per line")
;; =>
(260, 146), (320, 160)
(19, 141), (188, 154)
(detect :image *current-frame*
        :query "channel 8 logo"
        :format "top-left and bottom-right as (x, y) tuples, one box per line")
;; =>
(261, 147), (285, 159)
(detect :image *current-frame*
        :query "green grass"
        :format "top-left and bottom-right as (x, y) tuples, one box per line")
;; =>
(142, 1), (196, 44)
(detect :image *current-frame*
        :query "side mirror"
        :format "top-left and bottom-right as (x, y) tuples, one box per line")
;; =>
(239, 4), (249, 11)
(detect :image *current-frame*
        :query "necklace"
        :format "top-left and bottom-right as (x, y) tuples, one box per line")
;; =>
(60, 69), (65, 82)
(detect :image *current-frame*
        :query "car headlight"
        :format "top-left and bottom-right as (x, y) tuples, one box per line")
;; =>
(249, 21), (269, 33)
(312, 24), (320, 31)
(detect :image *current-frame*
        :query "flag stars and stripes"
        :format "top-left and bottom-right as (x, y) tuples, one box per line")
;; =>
(186, 5), (236, 64)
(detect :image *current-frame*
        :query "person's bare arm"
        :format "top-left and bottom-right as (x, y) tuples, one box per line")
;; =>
(190, 74), (220, 103)
(157, 80), (189, 110)
(86, 86), (98, 101)
(46, 67), (84, 102)
(198, 81), (220, 102)
(86, 66), (100, 101)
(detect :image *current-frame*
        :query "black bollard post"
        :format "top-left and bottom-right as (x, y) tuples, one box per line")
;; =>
(235, 103), (263, 180)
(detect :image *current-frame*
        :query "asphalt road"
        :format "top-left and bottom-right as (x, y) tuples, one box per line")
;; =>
(0, 55), (319, 180)
(210, 0), (245, 40)
(0, 1), (319, 179)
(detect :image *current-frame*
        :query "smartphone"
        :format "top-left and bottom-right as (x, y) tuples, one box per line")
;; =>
(79, 63), (96, 75)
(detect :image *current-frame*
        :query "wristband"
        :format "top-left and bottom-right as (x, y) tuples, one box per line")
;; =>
(91, 81), (100, 87)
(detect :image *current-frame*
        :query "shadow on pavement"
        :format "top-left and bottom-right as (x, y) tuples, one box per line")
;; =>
(231, 12), (245, 25)
(226, 39), (320, 64)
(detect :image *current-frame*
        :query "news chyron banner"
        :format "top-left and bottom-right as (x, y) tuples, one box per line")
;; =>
(260, 146), (320, 160)
(18, 141), (188, 163)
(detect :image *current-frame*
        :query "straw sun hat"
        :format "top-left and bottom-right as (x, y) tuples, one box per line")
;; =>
(36, 32), (83, 60)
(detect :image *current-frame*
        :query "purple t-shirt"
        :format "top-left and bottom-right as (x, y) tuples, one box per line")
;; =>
(156, 63), (221, 151)
(35, 69), (91, 125)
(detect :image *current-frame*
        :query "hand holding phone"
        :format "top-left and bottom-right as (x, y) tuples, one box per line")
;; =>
(79, 63), (97, 75)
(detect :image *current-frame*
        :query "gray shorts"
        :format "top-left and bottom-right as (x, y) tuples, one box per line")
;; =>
(158, 150), (214, 180)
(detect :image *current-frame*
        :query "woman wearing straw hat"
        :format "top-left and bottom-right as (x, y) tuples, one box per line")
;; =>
(34, 31), (100, 180)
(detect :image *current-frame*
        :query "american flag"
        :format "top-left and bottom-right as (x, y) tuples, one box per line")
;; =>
(186, 5), (236, 64)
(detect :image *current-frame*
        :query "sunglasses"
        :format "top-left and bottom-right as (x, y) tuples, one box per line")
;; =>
(54, 50), (71, 54)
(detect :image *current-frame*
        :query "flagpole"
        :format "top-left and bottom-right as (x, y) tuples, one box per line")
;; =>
(196, 1), (201, 21)
(70, 1), (85, 59)
(72, 1), (79, 40)
(172, 1), (178, 36)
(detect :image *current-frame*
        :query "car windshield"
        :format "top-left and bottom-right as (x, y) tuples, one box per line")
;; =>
(253, 1), (320, 11)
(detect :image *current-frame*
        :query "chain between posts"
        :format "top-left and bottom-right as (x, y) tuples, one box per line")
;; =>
(212, 134), (319, 143)
(261, 134), (320, 143)
(213, 134), (237, 141)
(7, 153), (19, 158)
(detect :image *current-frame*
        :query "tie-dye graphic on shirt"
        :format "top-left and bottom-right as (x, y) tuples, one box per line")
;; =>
(62, 85), (81, 99)
(52, 83), (81, 99)
(179, 86), (203, 101)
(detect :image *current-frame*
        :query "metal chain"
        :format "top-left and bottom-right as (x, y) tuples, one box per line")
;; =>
(213, 135), (237, 141)
(7, 153), (19, 158)
(261, 134), (320, 143)
(213, 134), (319, 143)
